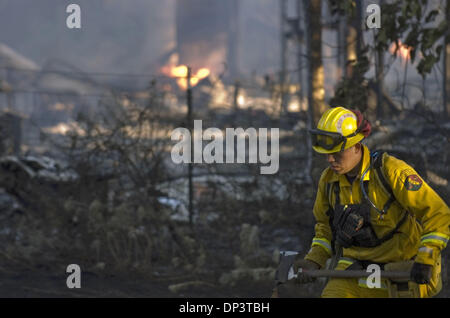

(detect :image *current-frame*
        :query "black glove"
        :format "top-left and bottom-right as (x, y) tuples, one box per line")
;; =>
(410, 262), (433, 284)
(336, 232), (353, 248)
(293, 258), (320, 284)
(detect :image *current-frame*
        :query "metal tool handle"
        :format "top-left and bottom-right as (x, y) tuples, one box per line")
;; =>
(299, 269), (411, 280)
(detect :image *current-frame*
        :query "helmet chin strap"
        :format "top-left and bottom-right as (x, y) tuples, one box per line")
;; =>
(344, 146), (363, 177)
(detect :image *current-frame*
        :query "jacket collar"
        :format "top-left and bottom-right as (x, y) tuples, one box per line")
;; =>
(328, 144), (371, 186)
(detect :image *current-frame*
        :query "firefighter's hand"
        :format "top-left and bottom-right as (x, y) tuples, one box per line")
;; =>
(410, 262), (433, 284)
(293, 258), (320, 284)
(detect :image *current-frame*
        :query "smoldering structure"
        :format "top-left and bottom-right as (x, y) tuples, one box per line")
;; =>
(175, 0), (240, 78)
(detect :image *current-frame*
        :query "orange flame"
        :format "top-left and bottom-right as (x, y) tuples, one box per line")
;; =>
(161, 64), (210, 90)
(390, 40), (412, 62)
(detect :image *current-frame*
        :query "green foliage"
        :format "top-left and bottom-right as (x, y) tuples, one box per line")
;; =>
(328, 0), (447, 77)
(376, 0), (446, 77)
(328, 0), (356, 16)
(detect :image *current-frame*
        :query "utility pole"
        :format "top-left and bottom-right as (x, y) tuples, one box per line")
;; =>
(337, 14), (348, 80)
(376, 0), (385, 119)
(303, 0), (314, 185)
(303, 0), (312, 120)
(187, 67), (194, 226)
(281, 0), (305, 115)
(354, 0), (364, 59)
(280, 0), (288, 115)
(444, 0), (450, 118)
(309, 0), (325, 125)
(297, 0), (311, 182)
(296, 0), (304, 111)
(346, 0), (363, 78)
(228, 0), (240, 79)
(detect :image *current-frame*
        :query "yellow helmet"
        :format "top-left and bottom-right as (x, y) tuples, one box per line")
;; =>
(310, 107), (365, 154)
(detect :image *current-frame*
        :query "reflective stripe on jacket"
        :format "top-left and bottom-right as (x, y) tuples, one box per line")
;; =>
(305, 144), (450, 268)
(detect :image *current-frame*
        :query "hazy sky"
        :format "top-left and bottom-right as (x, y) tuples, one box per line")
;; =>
(0, 0), (441, 107)
(0, 0), (280, 79)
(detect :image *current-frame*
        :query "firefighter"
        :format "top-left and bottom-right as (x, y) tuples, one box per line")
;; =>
(293, 106), (450, 298)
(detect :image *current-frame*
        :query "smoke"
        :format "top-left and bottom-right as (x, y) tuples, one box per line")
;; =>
(0, 0), (281, 80)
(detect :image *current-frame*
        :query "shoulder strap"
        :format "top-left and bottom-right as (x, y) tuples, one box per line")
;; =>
(326, 182), (332, 205)
(325, 181), (340, 208)
(372, 150), (393, 196)
(333, 181), (340, 207)
(371, 150), (396, 214)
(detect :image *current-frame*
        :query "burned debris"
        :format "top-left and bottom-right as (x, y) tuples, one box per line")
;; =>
(0, 0), (449, 298)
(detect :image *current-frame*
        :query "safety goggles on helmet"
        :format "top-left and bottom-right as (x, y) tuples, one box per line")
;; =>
(309, 127), (361, 153)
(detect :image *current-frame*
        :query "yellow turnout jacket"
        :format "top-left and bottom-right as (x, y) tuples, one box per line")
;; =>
(305, 144), (450, 272)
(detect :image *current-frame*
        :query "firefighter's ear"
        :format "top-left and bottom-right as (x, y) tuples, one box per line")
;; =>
(354, 143), (362, 153)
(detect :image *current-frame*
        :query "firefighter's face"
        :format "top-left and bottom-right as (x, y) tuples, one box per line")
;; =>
(326, 144), (362, 175)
